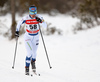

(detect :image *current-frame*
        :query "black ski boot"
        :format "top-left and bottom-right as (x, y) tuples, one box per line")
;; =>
(25, 66), (29, 75)
(31, 60), (36, 72)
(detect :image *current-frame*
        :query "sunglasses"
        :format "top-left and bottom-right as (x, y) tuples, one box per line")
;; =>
(29, 10), (37, 15)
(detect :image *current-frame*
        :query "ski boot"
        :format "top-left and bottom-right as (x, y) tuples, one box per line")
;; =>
(25, 66), (29, 75)
(31, 60), (36, 72)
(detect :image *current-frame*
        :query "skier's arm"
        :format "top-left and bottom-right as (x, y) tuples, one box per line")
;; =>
(16, 18), (26, 31)
(15, 17), (26, 37)
(16, 20), (22, 32)
(41, 20), (47, 28)
(40, 17), (47, 28)
(36, 15), (47, 28)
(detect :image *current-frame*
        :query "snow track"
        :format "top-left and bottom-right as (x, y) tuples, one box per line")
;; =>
(0, 14), (100, 82)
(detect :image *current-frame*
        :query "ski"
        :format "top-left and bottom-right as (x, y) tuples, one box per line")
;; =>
(25, 73), (40, 77)
(27, 72), (40, 76)
(32, 72), (40, 76)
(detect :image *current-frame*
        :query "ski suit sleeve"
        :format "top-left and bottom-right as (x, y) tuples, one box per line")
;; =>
(37, 15), (47, 28)
(41, 19), (47, 28)
(16, 17), (26, 31)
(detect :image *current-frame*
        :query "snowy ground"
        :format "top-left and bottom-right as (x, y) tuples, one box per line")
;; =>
(0, 14), (100, 82)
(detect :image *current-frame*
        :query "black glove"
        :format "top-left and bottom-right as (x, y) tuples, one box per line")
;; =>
(15, 31), (19, 37)
(36, 17), (42, 23)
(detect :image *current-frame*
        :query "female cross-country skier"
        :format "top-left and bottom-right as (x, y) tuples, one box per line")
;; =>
(15, 5), (47, 75)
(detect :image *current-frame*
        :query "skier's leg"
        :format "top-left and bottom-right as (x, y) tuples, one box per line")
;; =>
(32, 34), (39, 59)
(31, 58), (36, 72)
(31, 35), (39, 72)
(24, 35), (33, 75)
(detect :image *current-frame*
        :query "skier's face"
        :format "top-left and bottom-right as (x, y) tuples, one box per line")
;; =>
(30, 14), (36, 18)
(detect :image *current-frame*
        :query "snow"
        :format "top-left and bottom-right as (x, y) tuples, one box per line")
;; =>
(0, 13), (100, 82)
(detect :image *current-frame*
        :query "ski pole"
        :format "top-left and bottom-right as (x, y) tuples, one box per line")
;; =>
(38, 24), (52, 69)
(12, 37), (18, 69)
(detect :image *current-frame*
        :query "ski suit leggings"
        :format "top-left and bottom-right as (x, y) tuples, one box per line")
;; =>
(24, 33), (39, 67)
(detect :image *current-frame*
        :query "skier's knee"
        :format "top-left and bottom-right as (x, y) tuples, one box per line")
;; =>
(32, 58), (36, 62)
(25, 56), (31, 67)
(26, 56), (31, 61)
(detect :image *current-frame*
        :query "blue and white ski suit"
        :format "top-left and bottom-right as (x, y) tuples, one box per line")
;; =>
(16, 14), (47, 67)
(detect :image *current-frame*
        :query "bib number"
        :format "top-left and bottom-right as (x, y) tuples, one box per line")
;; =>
(29, 24), (37, 30)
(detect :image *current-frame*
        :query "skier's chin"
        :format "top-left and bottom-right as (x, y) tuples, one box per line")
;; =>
(30, 14), (36, 18)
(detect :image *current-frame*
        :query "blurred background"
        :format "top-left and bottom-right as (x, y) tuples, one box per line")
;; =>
(0, 1), (100, 82)
(0, 0), (100, 39)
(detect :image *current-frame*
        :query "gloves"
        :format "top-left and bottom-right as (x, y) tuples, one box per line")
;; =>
(15, 31), (19, 37)
(36, 17), (42, 23)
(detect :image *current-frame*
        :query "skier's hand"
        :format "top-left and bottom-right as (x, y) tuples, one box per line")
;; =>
(15, 31), (19, 37)
(36, 17), (42, 23)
